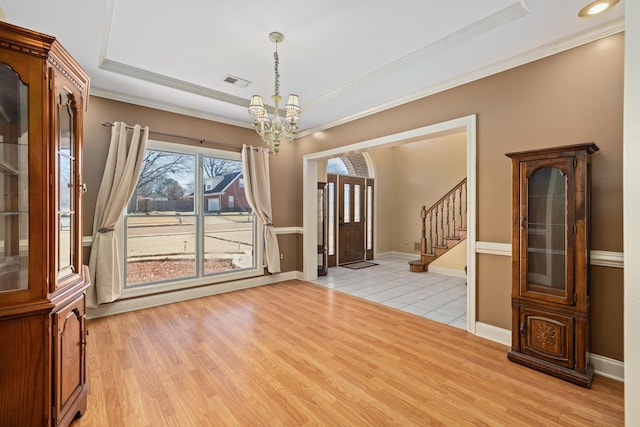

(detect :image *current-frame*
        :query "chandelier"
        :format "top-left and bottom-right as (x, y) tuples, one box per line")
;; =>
(248, 32), (300, 155)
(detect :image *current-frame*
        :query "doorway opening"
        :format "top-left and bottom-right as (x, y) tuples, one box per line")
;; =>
(303, 115), (477, 333)
(323, 153), (375, 267)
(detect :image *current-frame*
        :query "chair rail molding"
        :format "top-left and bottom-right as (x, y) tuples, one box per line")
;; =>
(475, 241), (623, 268)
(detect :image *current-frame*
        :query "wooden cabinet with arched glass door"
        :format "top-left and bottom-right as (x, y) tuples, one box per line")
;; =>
(506, 143), (598, 388)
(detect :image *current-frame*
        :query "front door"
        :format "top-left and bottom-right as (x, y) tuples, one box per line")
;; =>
(338, 176), (366, 264)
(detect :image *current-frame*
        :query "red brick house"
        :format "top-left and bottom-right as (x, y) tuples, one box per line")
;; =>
(202, 171), (250, 212)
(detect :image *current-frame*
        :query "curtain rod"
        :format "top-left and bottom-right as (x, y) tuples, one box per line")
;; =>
(100, 122), (246, 153)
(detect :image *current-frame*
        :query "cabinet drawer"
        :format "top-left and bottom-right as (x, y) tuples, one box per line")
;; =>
(519, 306), (574, 369)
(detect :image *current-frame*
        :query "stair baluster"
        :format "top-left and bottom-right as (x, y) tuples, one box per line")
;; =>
(429, 211), (433, 255)
(440, 203), (445, 246)
(420, 205), (427, 255)
(446, 197), (451, 238)
(452, 192), (457, 238)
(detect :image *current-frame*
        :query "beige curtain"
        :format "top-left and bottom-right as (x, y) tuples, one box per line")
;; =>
(88, 122), (149, 305)
(241, 145), (281, 273)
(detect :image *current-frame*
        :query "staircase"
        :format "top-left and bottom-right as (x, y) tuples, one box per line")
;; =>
(409, 178), (467, 272)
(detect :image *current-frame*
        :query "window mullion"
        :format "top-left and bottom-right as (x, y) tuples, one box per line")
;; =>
(195, 154), (203, 278)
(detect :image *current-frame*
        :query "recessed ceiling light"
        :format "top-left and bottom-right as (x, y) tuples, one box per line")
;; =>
(578, 0), (619, 18)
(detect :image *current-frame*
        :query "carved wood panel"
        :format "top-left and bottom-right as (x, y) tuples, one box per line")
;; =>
(520, 306), (574, 369)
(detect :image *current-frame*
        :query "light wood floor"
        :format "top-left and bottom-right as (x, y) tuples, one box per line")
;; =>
(73, 280), (624, 426)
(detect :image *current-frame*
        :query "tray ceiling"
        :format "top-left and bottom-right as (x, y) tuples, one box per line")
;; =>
(1, 0), (625, 136)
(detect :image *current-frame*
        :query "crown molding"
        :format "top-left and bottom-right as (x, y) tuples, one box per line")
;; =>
(90, 87), (252, 129)
(297, 19), (624, 138)
(99, 59), (254, 109)
(303, 1), (530, 112)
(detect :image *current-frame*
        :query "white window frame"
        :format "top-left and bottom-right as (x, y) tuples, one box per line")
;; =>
(120, 139), (263, 300)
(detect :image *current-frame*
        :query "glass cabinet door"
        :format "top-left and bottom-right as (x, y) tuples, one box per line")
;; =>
(520, 157), (575, 304)
(0, 64), (29, 293)
(55, 89), (79, 288)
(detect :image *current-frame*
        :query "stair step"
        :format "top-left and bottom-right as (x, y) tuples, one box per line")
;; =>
(434, 245), (448, 256)
(408, 260), (427, 273)
(444, 237), (460, 246)
(421, 253), (436, 261)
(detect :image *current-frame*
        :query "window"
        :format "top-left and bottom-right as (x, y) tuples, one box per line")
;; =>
(366, 184), (373, 251)
(327, 157), (349, 175)
(327, 181), (335, 256)
(343, 183), (351, 223)
(354, 184), (361, 223)
(123, 140), (260, 294)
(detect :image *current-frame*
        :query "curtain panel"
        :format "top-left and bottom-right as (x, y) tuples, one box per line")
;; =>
(241, 145), (281, 273)
(88, 122), (148, 305)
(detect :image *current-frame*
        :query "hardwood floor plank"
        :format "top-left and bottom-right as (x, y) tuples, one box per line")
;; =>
(72, 280), (623, 426)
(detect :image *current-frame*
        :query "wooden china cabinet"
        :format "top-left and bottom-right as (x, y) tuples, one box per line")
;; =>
(0, 21), (90, 426)
(505, 143), (598, 388)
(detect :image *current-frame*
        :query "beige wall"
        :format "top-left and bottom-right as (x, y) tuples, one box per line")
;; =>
(367, 149), (394, 254)
(429, 240), (467, 272)
(81, 97), (300, 270)
(80, 33), (624, 360)
(366, 133), (466, 255)
(295, 33), (624, 360)
(395, 134), (465, 253)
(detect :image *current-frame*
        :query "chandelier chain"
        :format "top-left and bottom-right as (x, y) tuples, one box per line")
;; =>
(273, 50), (280, 97)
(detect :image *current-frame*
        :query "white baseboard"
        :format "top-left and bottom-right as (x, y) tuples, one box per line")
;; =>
(427, 265), (467, 279)
(590, 354), (625, 382)
(475, 322), (512, 346)
(474, 322), (624, 382)
(87, 271), (298, 319)
(377, 251), (416, 260)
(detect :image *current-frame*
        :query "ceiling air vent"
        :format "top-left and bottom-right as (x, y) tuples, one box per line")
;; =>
(223, 75), (251, 88)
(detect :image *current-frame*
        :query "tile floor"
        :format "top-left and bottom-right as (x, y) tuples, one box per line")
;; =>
(311, 255), (467, 330)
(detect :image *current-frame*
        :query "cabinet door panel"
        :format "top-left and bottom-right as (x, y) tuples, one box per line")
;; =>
(0, 55), (47, 305)
(52, 82), (82, 292)
(53, 293), (85, 423)
(519, 157), (575, 305)
(520, 306), (574, 369)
